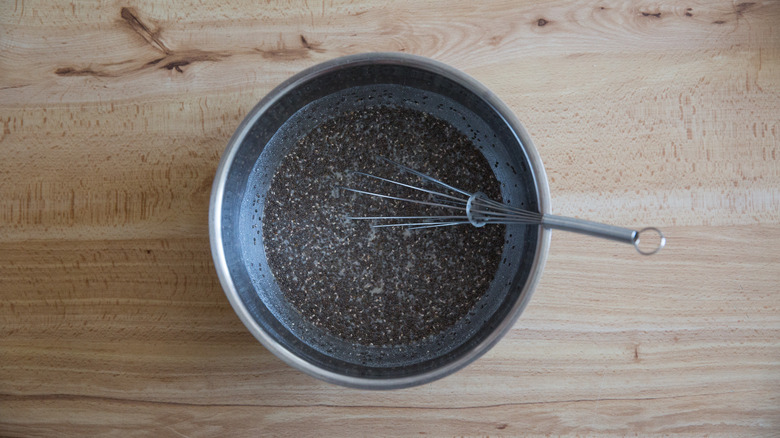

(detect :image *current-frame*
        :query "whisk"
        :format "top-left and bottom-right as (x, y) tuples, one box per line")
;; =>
(337, 156), (665, 255)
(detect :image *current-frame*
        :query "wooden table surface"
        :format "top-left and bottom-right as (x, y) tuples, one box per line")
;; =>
(2, 0), (779, 436)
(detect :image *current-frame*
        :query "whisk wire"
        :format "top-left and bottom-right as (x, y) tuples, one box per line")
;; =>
(348, 171), (467, 203)
(376, 156), (473, 197)
(375, 221), (473, 229)
(337, 186), (468, 213)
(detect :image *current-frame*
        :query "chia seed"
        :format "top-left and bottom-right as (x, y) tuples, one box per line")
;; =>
(263, 105), (504, 346)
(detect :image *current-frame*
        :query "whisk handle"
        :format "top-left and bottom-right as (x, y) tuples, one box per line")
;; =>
(541, 214), (665, 255)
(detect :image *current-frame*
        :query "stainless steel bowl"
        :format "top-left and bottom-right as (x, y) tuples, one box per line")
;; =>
(209, 53), (551, 389)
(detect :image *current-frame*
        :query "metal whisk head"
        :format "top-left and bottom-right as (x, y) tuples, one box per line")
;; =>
(338, 156), (541, 229)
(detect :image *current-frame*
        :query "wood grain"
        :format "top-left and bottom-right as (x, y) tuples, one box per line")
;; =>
(2, 0), (779, 436)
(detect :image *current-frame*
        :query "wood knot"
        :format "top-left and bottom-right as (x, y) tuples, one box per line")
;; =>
(54, 67), (112, 77)
(162, 60), (190, 73)
(537, 18), (549, 26)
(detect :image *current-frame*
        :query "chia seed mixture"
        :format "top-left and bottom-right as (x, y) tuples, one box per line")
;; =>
(263, 105), (505, 346)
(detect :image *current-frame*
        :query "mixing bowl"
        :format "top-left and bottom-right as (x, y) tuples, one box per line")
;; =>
(210, 53), (551, 388)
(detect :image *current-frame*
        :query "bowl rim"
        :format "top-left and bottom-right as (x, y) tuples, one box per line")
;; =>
(209, 52), (552, 389)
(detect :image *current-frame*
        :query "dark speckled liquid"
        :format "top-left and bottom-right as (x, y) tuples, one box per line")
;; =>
(263, 105), (505, 347)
